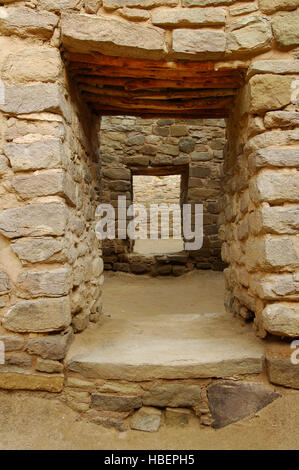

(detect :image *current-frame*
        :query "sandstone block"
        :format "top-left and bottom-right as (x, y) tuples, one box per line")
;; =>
(0, 335), (24, 352)
(130, 407), (161, 432)
(0, 202), (68, 238)
(102, 167), (131, 180)
(4, 139), (65, 171)
(11, 237), (65, 264)
(119, 7), (150, 21)
(266, 341), (299, 389)
(182, 0), (232, 5)
(16, 268), (72, 298)
(36, 358), (64, 373)
(61, 13), (167, 60)
(91, 393), (142, 411)
(0, 369), (64, 392)
(0, 272), (10, 294)
(152, 7), (226, 27)
(172, 29), (226, 60)
(0, 6), (58, 39)
(247, 60), (299, 78)
(226, 16), (272, 56)
(2, 48), (62, 84)
(12, 170), (76, 206)
(40, 0), (83, 10)
(258, 0), (299, 14)
(99, 381), (142, 395)
(249, 74), (293, 114)
(0, 84), (63, 115)
(249, 169), (299, 204)
(143, 383), (201, 407)
(250, 206), (299, 235)
(248, 148), (299, 172)
(272, 9), (299, 48)
(251, 273), (298, 300)
(264, 111), (299, 129)
(85, 0), (101, 14)
(262, 302), (299, 337)
(27, 327), (74, 360)
(3, 297), (71, 333)
(103, 0), (178, 8)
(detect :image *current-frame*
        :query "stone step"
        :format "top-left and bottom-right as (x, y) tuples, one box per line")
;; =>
(66, 313), (265, 381)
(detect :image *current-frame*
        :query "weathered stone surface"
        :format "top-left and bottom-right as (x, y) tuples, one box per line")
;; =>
(179, 138), (196, 153)
(0, 369), (64, 392)
(27, 329), (74, 362)
(143, 384), (201, 407)
(91, 393), (142, 411)
(103, 0), (178, 8)
(11, 237), (65, 264)
(165, 407), (192, 427)
(247, 60), (299, 78)
(99, 381), (142, 394)
(152, 7), (226, 27)
(3, 297), (71, 333)
(248, 75), (293, 114)
(4, 140), (65, 171)
(245, 130), (299, 156)
(2, 48), (62, 84)
(119, 7), (150, 21)
(36, 358), (64, 373)
(85, 0), (101, 14)
(272, 9), (299, 49)
(250, 206), (299, 235)
(0, 84), (63, 115)
(182, 0), (232, 5)
(262, 303), (299, 337)
(259, 0), (299, 14)
(250, 169), (299, 204)
(0, 203), (68, 238)
(208, 381), (280, 428)
(0, 6), (58, 39)
(172, 29), (226, 59)
(249, 148), (299, 172)
(0, 335), (24, 352)
(40, 0), (83, 10)
(245, 235), (298, 271)
(4, 352), (33, 367)
(131, 407), (161, 432)
(0, 272), (10, 294)
(266, 341), (299, 389)
(16, 268), (72, 298)
(264, 111), (299, 129)
(226, 16), (272, 56)
(12, 170), (76, 206)
(61, 13), (167, 60)
(72, 311), (90, 333)
(251, 273), (298, 300)
(230, 2), (258, 16)
(66, 376), (94, 389)
(102, 167), (131, 180)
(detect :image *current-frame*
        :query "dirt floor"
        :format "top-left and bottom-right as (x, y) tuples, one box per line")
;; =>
(0, 388), (298, 450)
(0, 271), (298, 450)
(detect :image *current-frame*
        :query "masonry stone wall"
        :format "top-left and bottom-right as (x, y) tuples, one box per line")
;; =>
(100, 115), (226, 274)
(0, 0), (297, 396)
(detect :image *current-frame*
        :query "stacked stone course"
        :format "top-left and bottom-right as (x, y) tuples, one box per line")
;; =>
(0, 0), (297, 399)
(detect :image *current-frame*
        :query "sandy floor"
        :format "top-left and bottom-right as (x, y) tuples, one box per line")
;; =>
(0, 271), (298, 450)
(0, 389), (298, 450)
(133, 238), (184, 254)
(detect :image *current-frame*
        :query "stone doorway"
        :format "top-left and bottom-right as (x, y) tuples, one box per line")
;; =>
(0, 3), (298, 428)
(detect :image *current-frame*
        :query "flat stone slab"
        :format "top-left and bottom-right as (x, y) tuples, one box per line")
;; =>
(67, 272), (264, 381)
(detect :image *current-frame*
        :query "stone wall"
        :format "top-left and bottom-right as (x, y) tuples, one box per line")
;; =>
(0, 0), (297, 396)
(100, 115), (226, 274)
(0, 31), (103, 391)
(222, 66), (299, 338)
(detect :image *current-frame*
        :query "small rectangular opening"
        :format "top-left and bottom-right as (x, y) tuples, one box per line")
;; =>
(132, 174), (184, 255)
